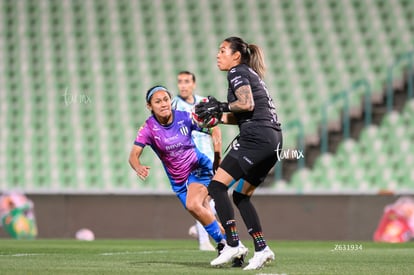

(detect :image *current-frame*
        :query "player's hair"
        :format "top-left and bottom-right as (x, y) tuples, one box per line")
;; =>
(178, 71), (196, 83)
(146, 85), (171, 103)
(224, 36), (266, 79)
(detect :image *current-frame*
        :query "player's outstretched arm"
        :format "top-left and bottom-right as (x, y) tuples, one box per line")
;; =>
(128, 145), (150, 180)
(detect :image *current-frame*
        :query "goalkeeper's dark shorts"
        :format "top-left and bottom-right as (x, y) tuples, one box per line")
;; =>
(220, 123), (283, 186)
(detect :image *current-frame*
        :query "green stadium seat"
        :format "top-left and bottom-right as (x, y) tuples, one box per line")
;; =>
(292, 97), (414, 193)
(289, 168), (313, 193)
(1, 0), (413, 193)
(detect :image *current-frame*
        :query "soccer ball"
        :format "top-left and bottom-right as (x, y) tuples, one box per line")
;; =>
(76, 228), (95, 241)
(191, 99), (220, 128)
(191, 110), (220, 128)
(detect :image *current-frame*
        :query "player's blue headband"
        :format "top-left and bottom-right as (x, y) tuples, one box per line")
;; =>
(146, 86), (170, 103)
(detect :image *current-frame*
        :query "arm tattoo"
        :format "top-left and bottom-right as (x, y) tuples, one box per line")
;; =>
(229, 85), (255, 112)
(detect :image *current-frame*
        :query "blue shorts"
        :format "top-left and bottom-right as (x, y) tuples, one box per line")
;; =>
(172, 152), (213, 209)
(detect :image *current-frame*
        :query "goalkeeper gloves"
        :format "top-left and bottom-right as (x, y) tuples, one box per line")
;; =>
(194, 96), (230, 121)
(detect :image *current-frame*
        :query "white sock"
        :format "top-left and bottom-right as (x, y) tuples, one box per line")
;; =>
(209, 199), (217, 216)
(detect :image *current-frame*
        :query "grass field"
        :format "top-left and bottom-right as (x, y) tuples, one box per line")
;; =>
(0, 239), (413, 274)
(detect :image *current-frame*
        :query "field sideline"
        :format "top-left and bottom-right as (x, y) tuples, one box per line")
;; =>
(0, 239), (413, 274)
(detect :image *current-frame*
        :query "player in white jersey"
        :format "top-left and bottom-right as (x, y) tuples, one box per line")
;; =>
(172, 71), (221, 251)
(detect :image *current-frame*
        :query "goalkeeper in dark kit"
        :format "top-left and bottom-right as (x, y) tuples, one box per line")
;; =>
(194, 36), (282, 270)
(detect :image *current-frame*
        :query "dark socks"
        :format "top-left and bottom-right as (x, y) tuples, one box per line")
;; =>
(233, 191), (267, 251)
(224, 220), (240, 247)
(208, 180), (240, 247)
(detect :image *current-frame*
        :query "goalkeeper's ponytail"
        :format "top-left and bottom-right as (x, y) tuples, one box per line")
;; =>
(247, 44), (266, 80)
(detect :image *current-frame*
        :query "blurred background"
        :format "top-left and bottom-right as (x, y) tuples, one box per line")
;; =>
(0, 0), (413, 240)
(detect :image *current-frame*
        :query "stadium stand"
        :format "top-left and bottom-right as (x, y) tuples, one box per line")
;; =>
(0, 0), (412, 193)
(285, 99), (414, 194)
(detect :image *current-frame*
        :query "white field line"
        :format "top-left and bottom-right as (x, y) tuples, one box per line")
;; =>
(0, 253), (45, 257)
(0, 250), (197, 257)
(100, 250), (196, 256)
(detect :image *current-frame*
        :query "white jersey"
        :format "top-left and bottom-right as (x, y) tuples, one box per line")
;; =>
(171, 95), (214, 161)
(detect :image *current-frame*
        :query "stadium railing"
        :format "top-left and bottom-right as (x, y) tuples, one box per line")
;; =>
(386, 51), (414, 112)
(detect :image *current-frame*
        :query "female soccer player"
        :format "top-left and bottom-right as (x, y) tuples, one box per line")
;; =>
(172, 70), (220, 251)
(195, 37), (283, 270)
(129, 85), (225, 247)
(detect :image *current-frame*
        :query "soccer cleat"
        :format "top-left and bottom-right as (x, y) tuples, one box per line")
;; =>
(216, 242), (246, 267)
(231, 254), (245, 267)
(231, 240), (247, 267)
(199, 241), (216, 251)
(243, 246), (275, 270)
(216, 242), (225, 254)
(211, 242), (248, 266)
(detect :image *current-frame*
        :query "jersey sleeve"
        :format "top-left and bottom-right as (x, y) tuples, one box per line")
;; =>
(133, 122), (152, 147)
(171, 96), (179, 110)
(228, 66), (251, 90)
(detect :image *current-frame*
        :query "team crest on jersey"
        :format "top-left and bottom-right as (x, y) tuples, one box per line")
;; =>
(179, 126), (189, 136)
(177, 120), (188, 136)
